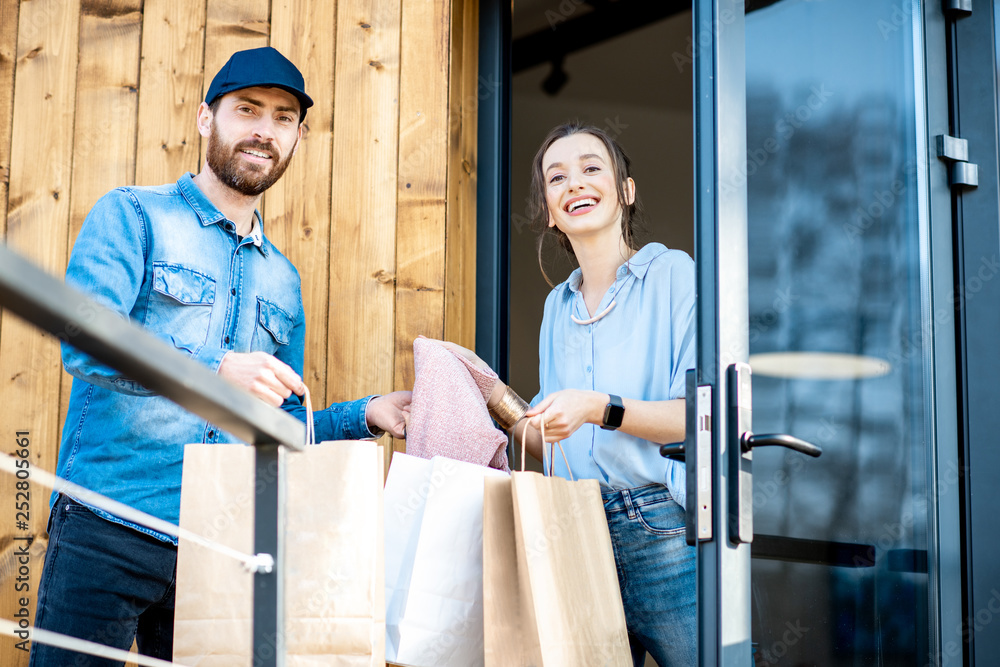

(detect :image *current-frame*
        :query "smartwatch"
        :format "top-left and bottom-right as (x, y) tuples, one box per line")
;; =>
(601, 394), (625, 431)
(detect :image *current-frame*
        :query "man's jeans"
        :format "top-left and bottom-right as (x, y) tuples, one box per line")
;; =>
(30, 496), (176, 667)
(603, 484), (697, 667)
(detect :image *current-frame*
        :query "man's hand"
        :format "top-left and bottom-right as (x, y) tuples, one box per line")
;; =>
(218, 351), (305, 407)
(365, 391), (412, 439)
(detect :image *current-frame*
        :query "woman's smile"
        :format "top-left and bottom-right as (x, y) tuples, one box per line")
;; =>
(564, 194), (601, 215)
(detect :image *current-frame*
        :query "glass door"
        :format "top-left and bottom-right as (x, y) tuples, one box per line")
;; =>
(691, 0), (957, 664)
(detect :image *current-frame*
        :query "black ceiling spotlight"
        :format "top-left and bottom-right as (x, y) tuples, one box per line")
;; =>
(542, 57), (569, 96)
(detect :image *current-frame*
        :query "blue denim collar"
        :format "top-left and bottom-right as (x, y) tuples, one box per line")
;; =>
(177, 172), (270, 258)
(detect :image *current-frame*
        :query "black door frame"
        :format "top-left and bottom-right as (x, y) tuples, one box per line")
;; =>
(475, 0), (511, 380)
(691, 0), (752, 664)
(948, 3), (1000, 664)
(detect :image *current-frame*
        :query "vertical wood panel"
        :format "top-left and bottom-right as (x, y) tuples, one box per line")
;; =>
(269, 0), (336, 407)
(0, 1), (479, 663)
(70, 2), (143, 241)
(444, 0), (479, 350)
(200, 0), (270, 168)
(0, 0), (19, 242)
(203, 0), (270, 88)
(135, 0), (206, 186)
(327, 0), (401, 409)
(0, 1), (80, 664)
(59, 0), (144, 439)
(394, 0), (450, 403)
(0, 0), (21, 361)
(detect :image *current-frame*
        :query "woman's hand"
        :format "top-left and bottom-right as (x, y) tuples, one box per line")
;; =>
(420, 337), (505, 405)
(425, 337), (493, 373)
(525, 389), (607, 442)
(524, 391), (686, 451)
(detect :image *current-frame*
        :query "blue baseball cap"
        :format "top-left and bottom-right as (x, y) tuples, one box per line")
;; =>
(204, 46), (314, 120)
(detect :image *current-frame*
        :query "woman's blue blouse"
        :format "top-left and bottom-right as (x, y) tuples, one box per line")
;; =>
(533, 242), (696, 506)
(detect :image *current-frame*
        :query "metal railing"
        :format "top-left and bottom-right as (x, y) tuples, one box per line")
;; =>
(0, 242), (301, 666)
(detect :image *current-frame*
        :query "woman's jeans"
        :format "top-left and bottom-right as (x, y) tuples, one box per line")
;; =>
(603, 483), (697, 667)
(29, 495), (176, 667)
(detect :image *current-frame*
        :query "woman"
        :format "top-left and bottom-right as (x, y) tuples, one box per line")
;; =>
(445, 122), (696, 666)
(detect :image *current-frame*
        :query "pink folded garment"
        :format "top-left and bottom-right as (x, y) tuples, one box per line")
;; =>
(405, 338), (509, 472)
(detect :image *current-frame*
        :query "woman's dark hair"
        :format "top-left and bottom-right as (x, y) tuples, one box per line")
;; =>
(528, 121), (644, 285)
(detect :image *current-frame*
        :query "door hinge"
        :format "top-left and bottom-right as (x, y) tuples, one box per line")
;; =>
(944, 0), (972, 16)
(937, 134), (979, 189)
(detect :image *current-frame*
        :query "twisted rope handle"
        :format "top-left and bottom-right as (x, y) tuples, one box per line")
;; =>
(519, 418), (574, 481)
(520, 418), (529, 473)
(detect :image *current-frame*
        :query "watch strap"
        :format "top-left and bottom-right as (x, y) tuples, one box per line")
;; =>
(601, 394), (625, 430)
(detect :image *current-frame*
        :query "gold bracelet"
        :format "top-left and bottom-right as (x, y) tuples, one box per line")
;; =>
(488, 385), (529, 431)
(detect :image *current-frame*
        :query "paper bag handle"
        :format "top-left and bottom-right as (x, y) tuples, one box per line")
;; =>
(520, 419), (574, 481)
(303, 386), (315, 446)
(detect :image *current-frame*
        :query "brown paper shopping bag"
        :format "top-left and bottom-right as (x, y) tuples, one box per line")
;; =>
(173, 441), (385, 666)
(483, 475), (535, 667)
(483, 429), (631, 666)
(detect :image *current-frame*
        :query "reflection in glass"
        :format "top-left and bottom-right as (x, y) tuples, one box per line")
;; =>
(746, 0), (930, 664)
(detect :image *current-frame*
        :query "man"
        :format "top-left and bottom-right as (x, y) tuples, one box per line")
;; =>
(30, 47), (410, 665)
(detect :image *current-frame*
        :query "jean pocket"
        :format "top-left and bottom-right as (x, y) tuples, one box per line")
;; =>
(147, 263), (215, 354)
(634, 497), (686, 536)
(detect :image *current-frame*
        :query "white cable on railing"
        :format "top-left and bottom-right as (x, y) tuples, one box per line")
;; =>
(0, 619), (178, 666)
(0, 454), (273, 574)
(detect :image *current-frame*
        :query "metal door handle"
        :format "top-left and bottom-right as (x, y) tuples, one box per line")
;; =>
(741, 432), (822, 458)
(660, 441), (685, 461)
(662, 431), (822, 461)
(729, 363), (824, 544)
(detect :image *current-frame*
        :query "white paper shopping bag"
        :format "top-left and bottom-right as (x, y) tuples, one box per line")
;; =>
(384, 453), (507, 667)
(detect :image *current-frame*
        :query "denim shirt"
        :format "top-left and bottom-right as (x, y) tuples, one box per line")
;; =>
(532, 243), (696, 506)
(58, 173), (376, 543)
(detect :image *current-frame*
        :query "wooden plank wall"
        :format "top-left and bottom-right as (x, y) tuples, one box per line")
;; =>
(0, 1), (478, 664)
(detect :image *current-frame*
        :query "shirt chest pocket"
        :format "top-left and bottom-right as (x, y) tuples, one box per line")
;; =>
(251, 297), (294, 355)
(145, 263), (216, 355)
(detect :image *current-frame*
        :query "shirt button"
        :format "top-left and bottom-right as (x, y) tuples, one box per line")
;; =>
(207, 430), (215, 439)
(230, 288), (236, 296)
(224, 336), (230, 345)
(586, 365), (593, 373)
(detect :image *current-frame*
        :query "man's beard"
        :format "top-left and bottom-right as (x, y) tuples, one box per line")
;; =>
(206, 121), (296, 196)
